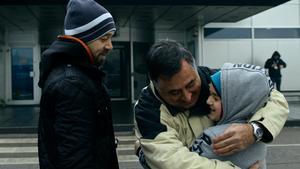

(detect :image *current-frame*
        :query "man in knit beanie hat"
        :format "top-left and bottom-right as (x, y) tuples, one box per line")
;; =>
(38, 0), (119, 168)
(64, 0), (116, 66)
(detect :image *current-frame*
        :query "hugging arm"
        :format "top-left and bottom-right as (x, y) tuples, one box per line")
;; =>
(135, 102), (241, 169)
(212, 90), (289, 155)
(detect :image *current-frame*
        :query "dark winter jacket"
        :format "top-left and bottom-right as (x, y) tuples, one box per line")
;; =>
(264, 51), (287, 78)
(38, 36), (119, 169)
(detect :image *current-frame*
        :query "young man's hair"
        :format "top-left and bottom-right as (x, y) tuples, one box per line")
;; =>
(146, 39), (195, 82)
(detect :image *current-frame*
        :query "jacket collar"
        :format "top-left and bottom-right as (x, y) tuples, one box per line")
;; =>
(38, 35), (103, 88)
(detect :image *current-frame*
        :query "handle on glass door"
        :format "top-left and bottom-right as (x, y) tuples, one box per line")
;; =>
(29, 71), (34, 77)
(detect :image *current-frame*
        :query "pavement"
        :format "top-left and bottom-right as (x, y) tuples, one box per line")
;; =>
(0, 127), (299, 169)
(0, 93), (298, 168)
(0, 132), (143, 169)
(266, 127), (300, 169)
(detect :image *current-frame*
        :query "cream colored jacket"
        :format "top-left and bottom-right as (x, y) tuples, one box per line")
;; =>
(135, 67), (289, 169)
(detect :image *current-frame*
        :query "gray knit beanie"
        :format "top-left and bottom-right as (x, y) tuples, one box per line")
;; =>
(64, 0), (116, 42)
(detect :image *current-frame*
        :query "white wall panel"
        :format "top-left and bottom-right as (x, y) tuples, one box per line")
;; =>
(253, 40), (277, 66)
(228, 40), (252, 63)
(277, 40), (300, 91)
(203, 40), (252, 68)
(203, 40), (228, 69)
(253, 3), (299, 27)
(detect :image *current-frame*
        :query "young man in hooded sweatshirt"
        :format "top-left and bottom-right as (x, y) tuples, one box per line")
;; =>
(264, 51), (287, 91)
(191, 63), (284, 169)
(38, 0), (119, 168)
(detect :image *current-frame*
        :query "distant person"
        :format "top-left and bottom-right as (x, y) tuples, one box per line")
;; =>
(38, 0), (119, 168)
(191, 63), (277, 169)
(264, 51), (287, 91)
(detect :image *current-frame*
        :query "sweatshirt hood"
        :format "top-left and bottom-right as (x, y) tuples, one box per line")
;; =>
(38, 35), (96, 88)
(217, 63), (273, 124)
(271, 51), (281, 59)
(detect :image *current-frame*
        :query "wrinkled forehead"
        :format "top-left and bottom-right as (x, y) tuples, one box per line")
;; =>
(155, 66), (199, 92)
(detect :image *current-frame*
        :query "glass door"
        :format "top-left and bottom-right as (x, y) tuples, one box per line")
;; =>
(5, 47), (40, 105)
(11, 48), (34, 100)
(102, 42), (132, 126)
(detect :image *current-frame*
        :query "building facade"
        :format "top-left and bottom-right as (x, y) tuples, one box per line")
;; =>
(0, 0), (293, 130)
(203, 0), (300, 91)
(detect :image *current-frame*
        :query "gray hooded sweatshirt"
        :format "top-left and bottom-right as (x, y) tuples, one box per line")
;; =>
(191, 63), (273, 169)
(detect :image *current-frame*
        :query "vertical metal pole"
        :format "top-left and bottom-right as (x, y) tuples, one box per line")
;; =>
(198, 26), (204, 66)
(129, 18), (135, 105)
(251, 17), (255, 64)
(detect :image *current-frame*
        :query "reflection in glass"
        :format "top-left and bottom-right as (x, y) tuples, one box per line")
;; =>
(255, 28), (300, 38)
(204, 28), (252, 39)
(102, 44), (129, 98)
(11, 48), (33, 100)
(133, 42), (150, 100)
(103, 49), (122, 97)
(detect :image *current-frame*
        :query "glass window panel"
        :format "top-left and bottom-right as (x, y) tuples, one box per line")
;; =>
(204, 28), (252, 39)
(11, 48), (33, 100)
(254, 28), (300, 38)
(102, 43), (130, 98)
(133, 42), (150, 100)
